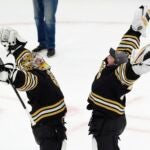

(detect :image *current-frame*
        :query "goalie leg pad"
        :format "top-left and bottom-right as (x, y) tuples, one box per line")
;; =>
(92, 137), (98, 150)
(61, 140), (67, 150)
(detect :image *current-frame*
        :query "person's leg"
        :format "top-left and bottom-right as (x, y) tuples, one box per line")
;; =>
(43, 0), (58, 50)
(94, 135), (120, 150)
(40, 138), (62, 150)
(89, 115), (126, 150)
(32, 0), (46, 48)
(32, 123), (67, 150)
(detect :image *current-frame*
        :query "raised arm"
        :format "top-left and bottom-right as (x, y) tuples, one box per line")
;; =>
(114, 6), (150, 56)
(0, 27), (50, 71)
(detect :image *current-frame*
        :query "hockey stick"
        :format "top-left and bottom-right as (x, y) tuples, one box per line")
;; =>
(0, 57), (36, 126)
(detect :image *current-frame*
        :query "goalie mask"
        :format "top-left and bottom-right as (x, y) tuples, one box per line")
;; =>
(17, 50), (50, 71)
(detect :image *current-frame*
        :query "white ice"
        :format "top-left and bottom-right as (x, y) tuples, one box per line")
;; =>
(0, 0), (150, 149)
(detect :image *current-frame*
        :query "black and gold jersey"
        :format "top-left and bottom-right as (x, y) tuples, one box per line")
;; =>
(87, 27), (141, 117)
(12, 48), (67, 125)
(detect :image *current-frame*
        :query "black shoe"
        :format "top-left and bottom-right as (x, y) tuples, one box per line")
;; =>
(47, 49), (55, 57)
(32, 45), (46, 52)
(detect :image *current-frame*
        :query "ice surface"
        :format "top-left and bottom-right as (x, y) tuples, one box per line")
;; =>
(0, 0), (150, 149)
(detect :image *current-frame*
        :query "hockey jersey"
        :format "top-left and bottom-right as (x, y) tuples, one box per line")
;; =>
(11, 48), (67, 125)
(87, 27), (141, 117)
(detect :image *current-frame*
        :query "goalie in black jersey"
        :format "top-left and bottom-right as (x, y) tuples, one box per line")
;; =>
(0, 28), (67, 150)
(87, 5), (150, 150)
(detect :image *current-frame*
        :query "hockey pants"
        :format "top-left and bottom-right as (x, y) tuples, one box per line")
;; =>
(32, 123), (67, 150)
(89, 114), (126, 150)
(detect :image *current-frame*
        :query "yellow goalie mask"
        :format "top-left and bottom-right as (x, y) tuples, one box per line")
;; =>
(17, 50), (50, 71)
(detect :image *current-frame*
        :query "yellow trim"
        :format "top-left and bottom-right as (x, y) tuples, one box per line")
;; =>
(115, 69), (122, 83)
(31, 76), (38, 90)
(89, 97), (124, 115)
(119, 64), (133, 86)
(123, 35), (140, 43)
(120, 64), (131, 86)
(115, 69), (119, 79)
(18, 72), (38, 91)
(117, 64), (129, 86)
(122, 64), (135, 84)
(28, 73), (33, 90)
(18, 72), (28, 91)
(34, 107), (66, 123)
(91, 92), (124, 109)
(119, 64), (123, 84)
(16, 49), (31, 63)
(32, 99), (64, 117)
(116, 48), (132, 54)
(120, 41), (139, 49)
(115, 64), (135, 87)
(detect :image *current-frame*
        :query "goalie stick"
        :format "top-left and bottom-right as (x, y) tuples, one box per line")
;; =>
(0, 57), (36, 126)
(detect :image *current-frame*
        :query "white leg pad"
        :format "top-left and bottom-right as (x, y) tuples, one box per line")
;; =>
(92, 136), (98, 150)
(61, 140), (67, 150)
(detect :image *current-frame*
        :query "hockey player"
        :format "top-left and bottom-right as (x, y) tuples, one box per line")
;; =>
(87, 5), (150, 150)
(0, 28), (67, 150)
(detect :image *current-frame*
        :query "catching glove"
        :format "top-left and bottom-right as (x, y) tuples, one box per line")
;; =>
(0, 27), (27, 55)
(0, 57), (15, 83)
(132, 5), (150, 37)
(0, 63), (14, 83)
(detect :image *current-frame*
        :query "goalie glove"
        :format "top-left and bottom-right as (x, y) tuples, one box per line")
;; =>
(0, 27), (27, 55)
(132, 5), (150, 37)
(0, 64), (14, 83)
(131, 44), (150, 75)
(0, 58), (15, 83)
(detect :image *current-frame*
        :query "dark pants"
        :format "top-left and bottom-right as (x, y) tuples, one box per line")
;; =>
(89, 114), (126, 150)
(32, 123), (67, 150)
(32, 0), (58, 49)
